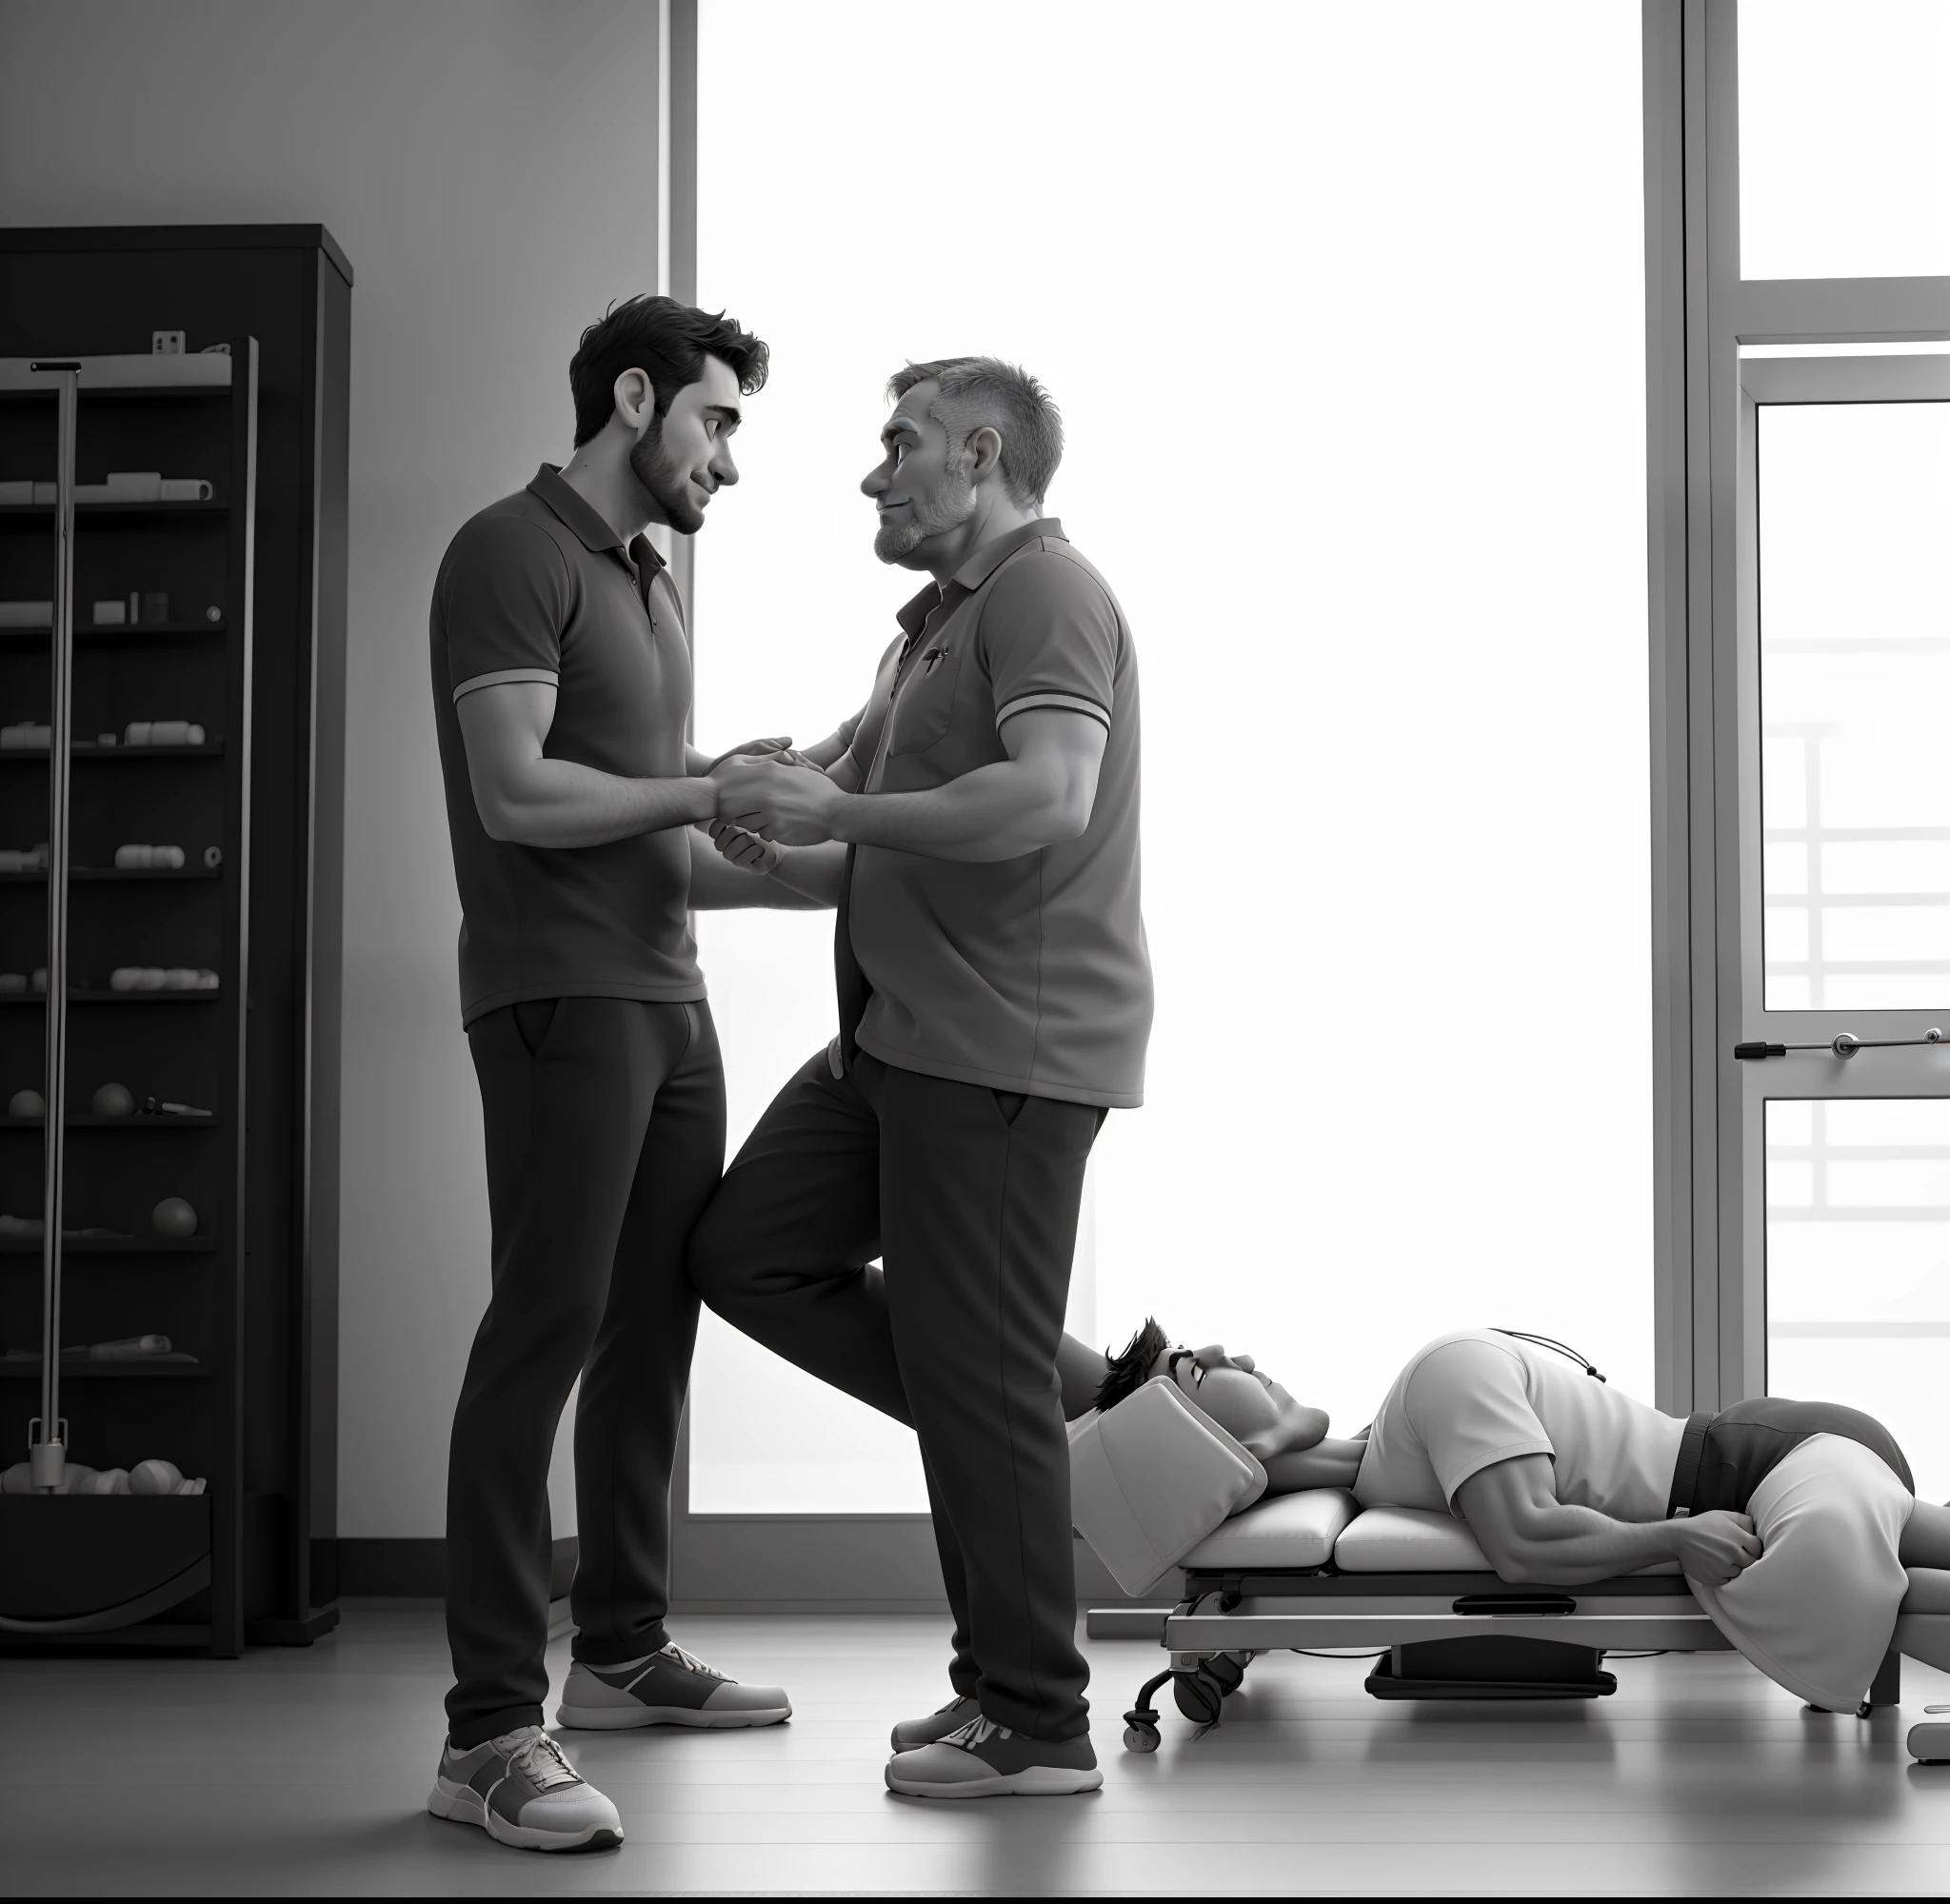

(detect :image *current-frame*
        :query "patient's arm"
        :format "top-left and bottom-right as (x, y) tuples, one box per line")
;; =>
(1263, 1438), (1366, 1494)
(1455, 1455), (1761, 1586)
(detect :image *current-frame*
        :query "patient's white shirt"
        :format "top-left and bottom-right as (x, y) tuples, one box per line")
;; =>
(1354, 1330), (1686, 1522)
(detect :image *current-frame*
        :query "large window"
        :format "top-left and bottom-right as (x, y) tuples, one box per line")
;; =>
(689, 0), (1651, 1515)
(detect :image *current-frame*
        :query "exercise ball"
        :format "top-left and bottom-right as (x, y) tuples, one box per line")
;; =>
(91, 1082), (134, 1119)
(151, 1198), (197, 1239)
(129, 1458), (183, 1496)
(8, 1088), (45, 1120)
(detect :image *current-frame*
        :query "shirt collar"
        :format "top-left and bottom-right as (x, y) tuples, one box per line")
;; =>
(892, 517), (1065, 638)
(527, 464), (666, 575)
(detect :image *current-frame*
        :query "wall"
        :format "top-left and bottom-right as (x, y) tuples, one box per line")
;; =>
(0, 0), (667, 1539)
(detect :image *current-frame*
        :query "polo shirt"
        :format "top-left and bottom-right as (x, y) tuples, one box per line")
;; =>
(841, 519), (1152, 1107)
(429, 465), (704, 1026)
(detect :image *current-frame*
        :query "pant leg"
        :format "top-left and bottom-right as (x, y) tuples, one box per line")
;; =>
(685, 1049), (908, 1423)
(571, 1001), (726, 1665)
(445, 998), (675, 1746)
(869, 1061), (1103, 1743)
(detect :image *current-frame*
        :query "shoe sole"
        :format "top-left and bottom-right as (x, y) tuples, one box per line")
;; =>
(554, 1701), (792, 1731)
(427, 1778), (623, 1853)
(884, 1764), (1104, 1799)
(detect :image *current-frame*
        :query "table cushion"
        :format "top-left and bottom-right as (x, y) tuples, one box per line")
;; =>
(1333, 1505), (1491, 1572)
(1067, 1378), (1266, 1595)
(1181, 1488), (1359, 1571)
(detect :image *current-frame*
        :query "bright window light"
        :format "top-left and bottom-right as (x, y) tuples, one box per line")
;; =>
(691, 0), (1650, 1514)
(1740, 0), (1950, 281)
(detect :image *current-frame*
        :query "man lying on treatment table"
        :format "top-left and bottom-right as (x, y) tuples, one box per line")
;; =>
(1070, 1320), (1950, 1716)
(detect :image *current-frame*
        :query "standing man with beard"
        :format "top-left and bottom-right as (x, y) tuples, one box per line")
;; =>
(690, 358), (1152, 1798)
(425, 298), (810, 1854)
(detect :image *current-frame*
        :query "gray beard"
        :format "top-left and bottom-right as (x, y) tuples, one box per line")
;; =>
(874, 465), (976, 563)
(629, 423), (704, 536)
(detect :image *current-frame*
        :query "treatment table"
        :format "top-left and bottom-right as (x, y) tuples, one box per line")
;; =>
(1066, 1380), (1950, 1760)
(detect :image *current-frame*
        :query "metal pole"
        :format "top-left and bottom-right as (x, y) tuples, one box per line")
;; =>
(30, 364), (77, 1492)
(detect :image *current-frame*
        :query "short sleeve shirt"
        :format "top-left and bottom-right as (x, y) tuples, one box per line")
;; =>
(429, 466), (703, 1024)
(841, 520), (1152, 1107)
(1353, 1331), (1687, 1523)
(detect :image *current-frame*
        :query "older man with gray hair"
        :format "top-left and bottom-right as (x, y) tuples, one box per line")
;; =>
(687, 357), (1151, 1797)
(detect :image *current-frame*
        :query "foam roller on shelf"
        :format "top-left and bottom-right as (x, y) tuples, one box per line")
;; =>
(123, 721), (206, 747)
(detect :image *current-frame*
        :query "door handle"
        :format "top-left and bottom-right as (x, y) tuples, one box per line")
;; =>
(1734, 1028), (1944, 1061)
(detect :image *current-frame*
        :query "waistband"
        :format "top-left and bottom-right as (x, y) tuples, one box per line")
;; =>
(1664, 1410), (1713, 1518)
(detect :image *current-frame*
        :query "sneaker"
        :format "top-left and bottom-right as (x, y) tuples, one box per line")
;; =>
(555, 1642), (791, 1730)
(427, 1725), (622, 1852)
(885, 1714), (1103, 1798)
(889, 1693), (980, 1752)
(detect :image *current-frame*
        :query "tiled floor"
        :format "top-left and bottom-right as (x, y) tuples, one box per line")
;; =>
(7, 1607), (1950, 1894)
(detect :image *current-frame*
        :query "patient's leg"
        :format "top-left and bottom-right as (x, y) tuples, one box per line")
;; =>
(1900, 1497), (1950, 1566)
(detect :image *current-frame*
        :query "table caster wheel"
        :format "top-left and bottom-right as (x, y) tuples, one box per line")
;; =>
(1123, 1721), (1161, 1753)
(1174, 1670), (1224, 1725)
(1206, 1652), (1248, 1696)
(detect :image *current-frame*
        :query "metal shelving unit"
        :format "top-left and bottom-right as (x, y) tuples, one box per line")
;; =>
(0, 347), (254, 1648)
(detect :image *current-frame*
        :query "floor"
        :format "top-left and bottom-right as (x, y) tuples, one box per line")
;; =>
(8, 1608), (1950, 1895)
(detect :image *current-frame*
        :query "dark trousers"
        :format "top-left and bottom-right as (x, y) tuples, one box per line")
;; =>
(687, 1047), (1104, 1742)
(446, 996), (725, 1747)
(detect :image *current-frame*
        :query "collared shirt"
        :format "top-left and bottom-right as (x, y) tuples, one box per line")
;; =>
(429, 464), (703, 1025)
(839, 518), (1151, 1107)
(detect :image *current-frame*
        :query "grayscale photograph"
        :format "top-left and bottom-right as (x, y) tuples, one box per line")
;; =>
(2, 0), (1949, 1894)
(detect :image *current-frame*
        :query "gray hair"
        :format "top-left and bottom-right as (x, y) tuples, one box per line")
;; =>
(886, 356), (1064, 509)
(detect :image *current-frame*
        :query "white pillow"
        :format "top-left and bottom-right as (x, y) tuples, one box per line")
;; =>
(1067, 1377), (1267, 1596)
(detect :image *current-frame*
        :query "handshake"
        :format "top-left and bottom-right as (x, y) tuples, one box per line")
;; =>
(699, 737), (846, 873)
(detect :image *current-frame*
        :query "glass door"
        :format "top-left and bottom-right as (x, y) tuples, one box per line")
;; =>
(1737, 354), (1950, 1497)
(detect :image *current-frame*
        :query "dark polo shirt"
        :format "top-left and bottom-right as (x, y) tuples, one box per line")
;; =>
(430, 465), (703, 1026)
(841, 519), (1151, 1107)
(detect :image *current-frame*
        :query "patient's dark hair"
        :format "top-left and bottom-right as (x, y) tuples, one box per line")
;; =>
(1095, 1317), (1171, 1415)
(570, 294), (770, 446)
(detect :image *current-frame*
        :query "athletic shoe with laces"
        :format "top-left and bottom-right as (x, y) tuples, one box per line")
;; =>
(889, 1693), (980, 1751)
(885, 1713), (1103, 1798)
(427, 1724), (622, 1852)
(555, 1641), (791, 1730)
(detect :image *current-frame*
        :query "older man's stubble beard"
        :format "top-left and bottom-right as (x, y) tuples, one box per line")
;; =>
(629, 421), (706, 536)
(874, 455), (977, 564)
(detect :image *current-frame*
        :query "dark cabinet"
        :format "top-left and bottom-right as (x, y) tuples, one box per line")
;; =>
(0, 227), (349, 1653)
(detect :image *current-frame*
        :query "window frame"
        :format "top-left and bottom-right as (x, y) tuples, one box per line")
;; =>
(1648, 0), (1950, 1413)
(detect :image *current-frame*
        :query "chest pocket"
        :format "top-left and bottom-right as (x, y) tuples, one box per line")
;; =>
(886, 639), (965, 757)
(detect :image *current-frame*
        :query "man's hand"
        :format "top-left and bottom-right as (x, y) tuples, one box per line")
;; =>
(711, 755), (846, 845)
(702, 817), (784, 876)
(701, 736), (792, 773)
(1670, 1510), (1762, 1587)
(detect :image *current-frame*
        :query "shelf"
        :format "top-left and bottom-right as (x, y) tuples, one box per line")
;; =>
(0, 623), (226, 651)
(0, 1116), (218, 1130)
(0, 1359), (207, 1379)
(0, 868), (219, 883)
(0, 1238), (214, 1255)
(0, 502), (227, 524)
(0, 991), (222, 1005)
(0, 744), (222, 763)
(0, 353), (232, 395)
